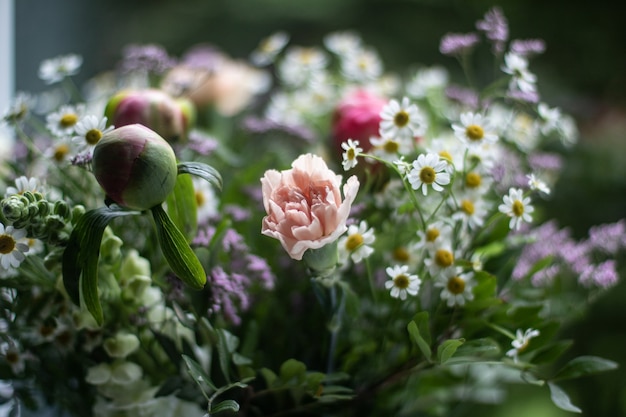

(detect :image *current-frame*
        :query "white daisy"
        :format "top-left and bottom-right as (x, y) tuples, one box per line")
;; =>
(278, 46), (328, 87)
(338, 221), (375, 264)
(46, 104), (85, 137)
(414, 220), (452, 251)
(526, 173), (550, 195)
(72, 115), (114, 152)
(424, 245), (456, 276)
(5, 176), (41, 197)
(369, 135), (410, 162)
(38, 54), (83, 85)
(2, 92), (35, 125)
(341, 139), (363, 171)
(340, 48), (383, 82)
(451, 195), (489, 230)
(506, 328), (540, 363)
(452, 112), (498, 147)
(406, 66), (449, 99)
(498, 188), (534, 230)
(324, 31), (362, 56)
(250, 31), (290, 66)
(193, 177), (220, 225)
(537, 102), (562, 135)
(435, 268), (475, 307)
(384, 265), (421, 300)
(379, 97), (426, 140)
(0, 224), (29, 271)
(407, 153), (451, 196)
(501, 53), (537, 93)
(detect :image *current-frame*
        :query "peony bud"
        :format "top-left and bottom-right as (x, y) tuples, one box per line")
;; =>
(104, 89), (195, 142)
(92, 124), (178, 210)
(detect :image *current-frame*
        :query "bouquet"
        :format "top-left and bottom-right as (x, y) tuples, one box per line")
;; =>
(1, 6), (623, 417)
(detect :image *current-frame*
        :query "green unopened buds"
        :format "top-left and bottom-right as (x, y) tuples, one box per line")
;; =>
(92, 124), (178, 211)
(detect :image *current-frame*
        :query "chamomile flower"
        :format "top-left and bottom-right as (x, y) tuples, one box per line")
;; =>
(415, 220), (452, 251)
(5, 176), (41, 197)
(250, 31), (290, 66)
(407, 153), (451, 196)
(501, 52), (537, 93)
(384, 265), (421, 300)
(193, 177), (220, 225)
(379, 97), (426, 140)
(369, 135), (410, 162)
(406, 66), (449, 99)
(340, 47), (383, 82)
(2, 92), (35, 125)
(338, 221), (375, 264)
(435, 268), (475, 307)
(278, 46), (328, 87)
(452, 112), (498, 147)
(324, 31), (362, 56)
(72, 115), (113, 153)
(0, 224), (29, 271)
(424, 245), (456, 276)
(499, 188), (534, 230)
(47, 137), (76, 164)
(451, 195), (489, 230)
(506, 328), (540, 363)
(38, 54), (83, 85)
(341, 139), (363, 171)
(463, 170), (492, 195)
(46, 104), (85, 137)
(526, 173), (550, 195)
(537, 102), (562, 135)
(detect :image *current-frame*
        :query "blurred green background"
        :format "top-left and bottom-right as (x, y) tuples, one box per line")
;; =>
(14, 0), (626, 416)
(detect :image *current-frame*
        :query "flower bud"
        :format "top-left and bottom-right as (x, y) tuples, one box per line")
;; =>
(104, 89), (195, 142)
(92, 124), (178, 210)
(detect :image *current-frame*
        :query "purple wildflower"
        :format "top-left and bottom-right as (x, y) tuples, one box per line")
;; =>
(224, 204), (252, 222)
(507, 89), (540, 104)
(587, 220), (626, 254)
(207, 267), (249, 325)
(119, 44), (176, 75)
(510, 39), (547, 57)
(528, 152), (563, 172)
(476, 7), (509, 54)
(245, 254), (276, 290)
(181, 44), (224, 72)
(188, 130), (219, 156)
(439, 33), (480, 56)
(580, 260), (619, 288)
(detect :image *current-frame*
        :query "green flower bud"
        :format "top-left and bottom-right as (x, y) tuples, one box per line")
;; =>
(103, 332), (141, 359)
(92, 124), (178, 210)
(104, 89), (195, 142)
(53, 200), (71, 219)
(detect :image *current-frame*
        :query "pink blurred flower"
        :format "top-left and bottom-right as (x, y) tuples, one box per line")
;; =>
(261, 154), (359, 260)
(331, 89), (387, 157)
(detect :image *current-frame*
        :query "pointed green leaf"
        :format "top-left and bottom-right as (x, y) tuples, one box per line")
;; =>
(182, 354), (217, 392)
(178, 161), (223, 190)
(151, 204), (206, 290)
(407, 312), (432, 361)
(62, 206), (139, 324)
(166, 173), (197, 242)
(209, 399), (240, 415)
(437, 338), (465, 364)
(548, 382), (581, 413)
(553, 355), (618, 381)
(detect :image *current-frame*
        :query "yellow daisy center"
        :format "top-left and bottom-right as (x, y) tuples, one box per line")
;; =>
(393, 274), (410, 289)
(447, 276), (466, 295)
(434, 249), (454, 268)
(345, 233), (363, 251)
(460, 199), (475, 215)
(195, 191), (205, 207)
(512, 200), (525, 217)
(346, 147), (356, 160)
(85, 129), (103, 145)
(60, 113), (78, 128)
(0, 234), (16, 254)
(53, 144), (70, 162)
(393, 247), (410, 263)
(425, 228), (440, 242)
(394, 110), (410, 127)
(383, 140), (399, 154)
(465, 172), (482, 188)
(419, 166), (436, 184)
(466, 124), (484, 141)
(439, 150), (453, 162)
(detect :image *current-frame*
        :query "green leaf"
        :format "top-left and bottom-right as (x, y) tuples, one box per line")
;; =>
(530, 340), (573, 365)
(182, 354), (217, 392)
(437, 338), (465, 364)
(166, 172), (197, 242)
(62, 206), (139, 325)
(407, 312), (432, 360)
(216, 329), (237, 383)
(279, 358), (307, 383)
(553, 355), (619, 381)
(177, 161), (223, 190)
(151, 204), (206, 290)
(548, 382), (581, 413)
(209, 399), (240, 415)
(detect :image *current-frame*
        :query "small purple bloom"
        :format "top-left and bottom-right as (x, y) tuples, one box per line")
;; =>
(119, 43), (177, 75)
(439, 33), (480, 56)
(510, 39), (547, 57)
(445, 85), (480, 109)
(476, 7), (509, 53)
(507, 89), (540, 104)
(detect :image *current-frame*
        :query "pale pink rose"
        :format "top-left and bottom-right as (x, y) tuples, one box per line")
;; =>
(261, 154), (360, 260)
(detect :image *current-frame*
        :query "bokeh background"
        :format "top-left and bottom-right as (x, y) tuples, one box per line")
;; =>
(14, 0), (626, 415)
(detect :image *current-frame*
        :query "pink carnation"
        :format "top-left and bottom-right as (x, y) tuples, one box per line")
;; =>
(261, 154), (360, 260)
